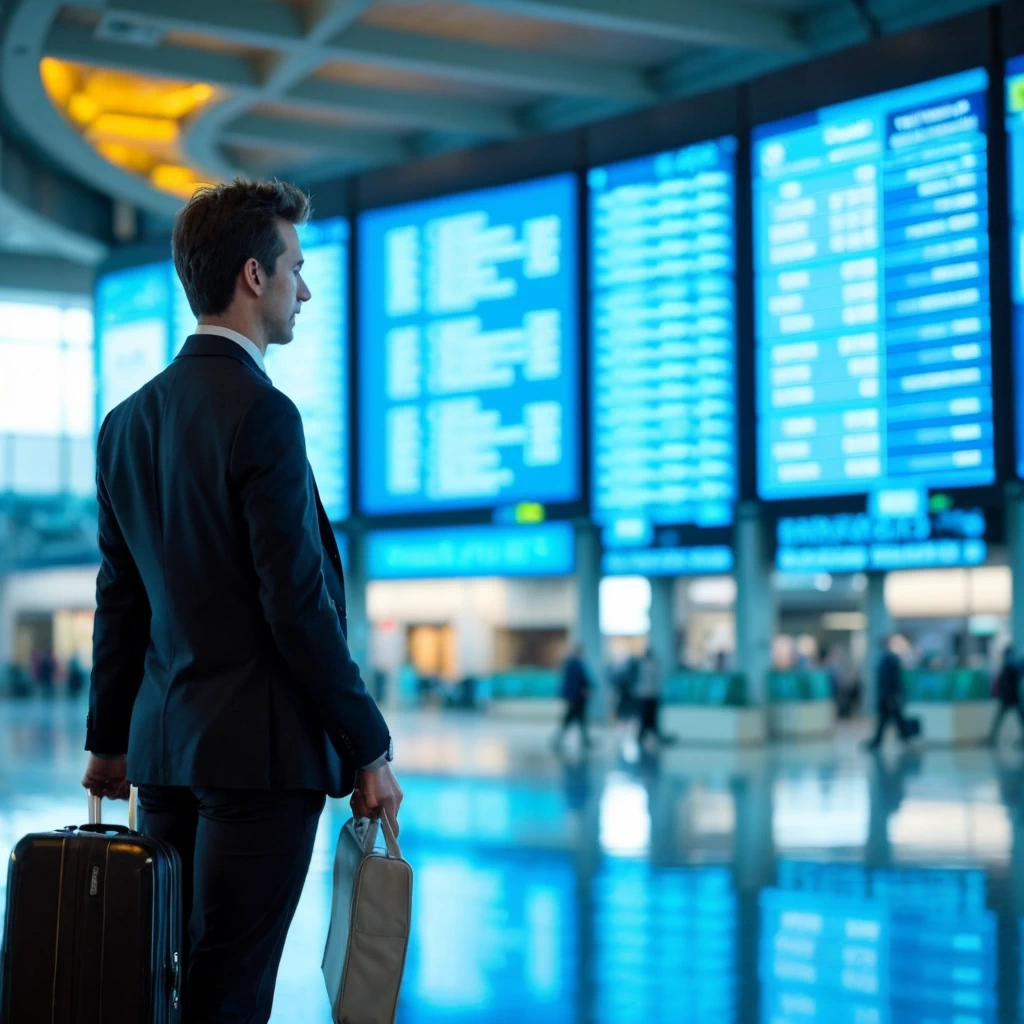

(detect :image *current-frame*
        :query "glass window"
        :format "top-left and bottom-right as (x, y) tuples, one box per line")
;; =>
(11, 436), (62, 495)
(0, 292), (95, 496)
(0, 301), (64, 343)
(0, 341), (63, 435)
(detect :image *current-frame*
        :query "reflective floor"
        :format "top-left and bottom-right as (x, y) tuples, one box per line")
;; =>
(2, 699), (1024, 1023)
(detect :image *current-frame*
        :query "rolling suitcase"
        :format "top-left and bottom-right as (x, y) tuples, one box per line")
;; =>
(0, 792), (183, 1023)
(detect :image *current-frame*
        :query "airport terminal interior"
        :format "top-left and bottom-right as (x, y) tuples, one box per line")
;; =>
(5, 0), (1024, 1019)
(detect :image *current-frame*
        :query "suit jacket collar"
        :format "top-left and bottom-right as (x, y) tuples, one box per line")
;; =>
(176, 334), (270, 382)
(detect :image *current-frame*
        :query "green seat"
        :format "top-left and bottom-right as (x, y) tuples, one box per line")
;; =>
(663, 671), (746, 706)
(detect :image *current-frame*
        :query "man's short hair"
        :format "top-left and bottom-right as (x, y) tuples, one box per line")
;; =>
(172, 179), (311, 318)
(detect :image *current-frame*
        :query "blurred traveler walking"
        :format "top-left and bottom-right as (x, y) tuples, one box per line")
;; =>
(989, 645), (1023, 746)
(553, 643), (592, 751)
(636, 648), (662, 750)
(864, 635), (915, 750)
(81, 180), (401, 1024)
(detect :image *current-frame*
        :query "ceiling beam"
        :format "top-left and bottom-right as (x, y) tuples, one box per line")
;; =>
(44, 22), (261, 91)
(283, 79), (523, 138)
(221, 113), (409, 164)
(96, 0), (656, 103)
(466, 0), (803, 52)
(330, 24), (657, 103)
(92, 0), (307, 51)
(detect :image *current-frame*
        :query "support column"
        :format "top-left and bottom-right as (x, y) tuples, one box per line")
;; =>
(648, 576), (676, 673)
(1007, 486), (1024, 649)
(734, 502), (775, 704)
(863, 572), (891, 711)
(575, 523), (603, 715)
(345, 531), (370, 674)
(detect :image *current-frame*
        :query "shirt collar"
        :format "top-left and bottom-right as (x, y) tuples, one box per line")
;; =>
(194, 325), (266, 372)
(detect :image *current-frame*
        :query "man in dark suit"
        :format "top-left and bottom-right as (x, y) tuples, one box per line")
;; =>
(865, 634), (911, 750)
(81, 180), (402, 1023)
(552, 643), (592, 751)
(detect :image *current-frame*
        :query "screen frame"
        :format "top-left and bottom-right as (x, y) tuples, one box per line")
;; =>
(351, 129), (589, 528)
(1002, 1), (1024, 480)
(742, 7), (1011, 519)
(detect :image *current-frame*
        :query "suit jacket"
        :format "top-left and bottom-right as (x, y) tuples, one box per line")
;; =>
(561, 656), (589, 702)
(86, 333), (389, 798)
(876, 651), (903, 710)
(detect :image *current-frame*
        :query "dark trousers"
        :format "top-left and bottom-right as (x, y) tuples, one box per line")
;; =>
(638, 698), (660, 745)
(559, 696), (589, 744)
(137, 785), (326, 1024)
(868, 702), (910, 747)
(990, 701), (1024, 742)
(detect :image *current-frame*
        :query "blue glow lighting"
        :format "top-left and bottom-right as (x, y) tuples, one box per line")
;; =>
(365, 522), (576, 579)
(358, 175), (580, 516)
(753, 68), (994, 499)
(1007, 56), (1024, 477)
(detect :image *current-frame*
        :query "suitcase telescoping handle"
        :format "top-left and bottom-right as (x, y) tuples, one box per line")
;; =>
(86, 788), (139, 831)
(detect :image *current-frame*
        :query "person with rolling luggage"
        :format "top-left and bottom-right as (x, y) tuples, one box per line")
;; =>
(864, 634), (919, 750)
(54, 180), (401, 1023)
(1, 791), (183, 1022)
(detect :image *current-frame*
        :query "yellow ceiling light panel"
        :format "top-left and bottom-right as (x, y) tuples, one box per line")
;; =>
(39, 58), (81, 109)
(150, 164), (212, 200)
(95, 141), (159, 176)
(67, 91), (101, 127)
(81, 70), (217, 120)
(38, 58), (218, 201)
(86, 113), (180, 146)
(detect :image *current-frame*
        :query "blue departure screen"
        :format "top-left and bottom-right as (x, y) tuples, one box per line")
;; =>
(1008, 58), (1024, 477)
(753, 68), (994, 499)
(170, 217), (350, 520)
(95, 262), (171, 420)
(358, 174), (580, 516)
(589, 139), (736, 575)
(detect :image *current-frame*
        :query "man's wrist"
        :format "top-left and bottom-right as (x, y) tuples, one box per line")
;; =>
(360, 738), (394, 772)
(90, 752), (127, 760)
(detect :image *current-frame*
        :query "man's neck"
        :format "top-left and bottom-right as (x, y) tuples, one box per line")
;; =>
(197, 317), (268, 355)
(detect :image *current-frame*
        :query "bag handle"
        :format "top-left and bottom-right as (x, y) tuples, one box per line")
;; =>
(361, 811), (402, 860)
(88, 787), (139, 832)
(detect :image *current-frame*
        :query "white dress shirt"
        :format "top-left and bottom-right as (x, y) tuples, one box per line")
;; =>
(194, 324), (267, 373)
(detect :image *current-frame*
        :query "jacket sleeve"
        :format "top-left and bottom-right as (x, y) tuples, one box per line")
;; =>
(86, 419), (152, 755)
(231, 387), (390, 768)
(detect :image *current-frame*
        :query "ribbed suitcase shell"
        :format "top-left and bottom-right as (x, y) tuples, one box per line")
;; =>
(0, 821), (183, 1024)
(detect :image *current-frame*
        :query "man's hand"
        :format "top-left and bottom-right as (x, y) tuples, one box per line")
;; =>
(351, 762), (403, 837)
(81, 755), (130, 801)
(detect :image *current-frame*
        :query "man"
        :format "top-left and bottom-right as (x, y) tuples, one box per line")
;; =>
(636, 647), (662, 750)
(989, 645), (1023, 746)
(865, 634), (910, 750)
(81, 180), (402, 1024)
(553, 643), (592, 751)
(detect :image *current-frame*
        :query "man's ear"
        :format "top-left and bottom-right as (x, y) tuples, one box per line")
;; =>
(241, 257), (264, 297)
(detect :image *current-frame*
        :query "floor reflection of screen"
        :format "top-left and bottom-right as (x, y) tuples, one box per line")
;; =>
(593, 862), (736, 1024)
(399, 845), (577, 1023)
(763, 865), (996, 1022)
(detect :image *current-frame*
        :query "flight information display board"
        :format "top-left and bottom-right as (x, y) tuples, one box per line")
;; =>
(589, 138), (737, 575)
(753, 68), (995, 500)
(95, 262), (171, 420)
(1008, 57), (1024, 477)
(358, 174), (580, 516)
